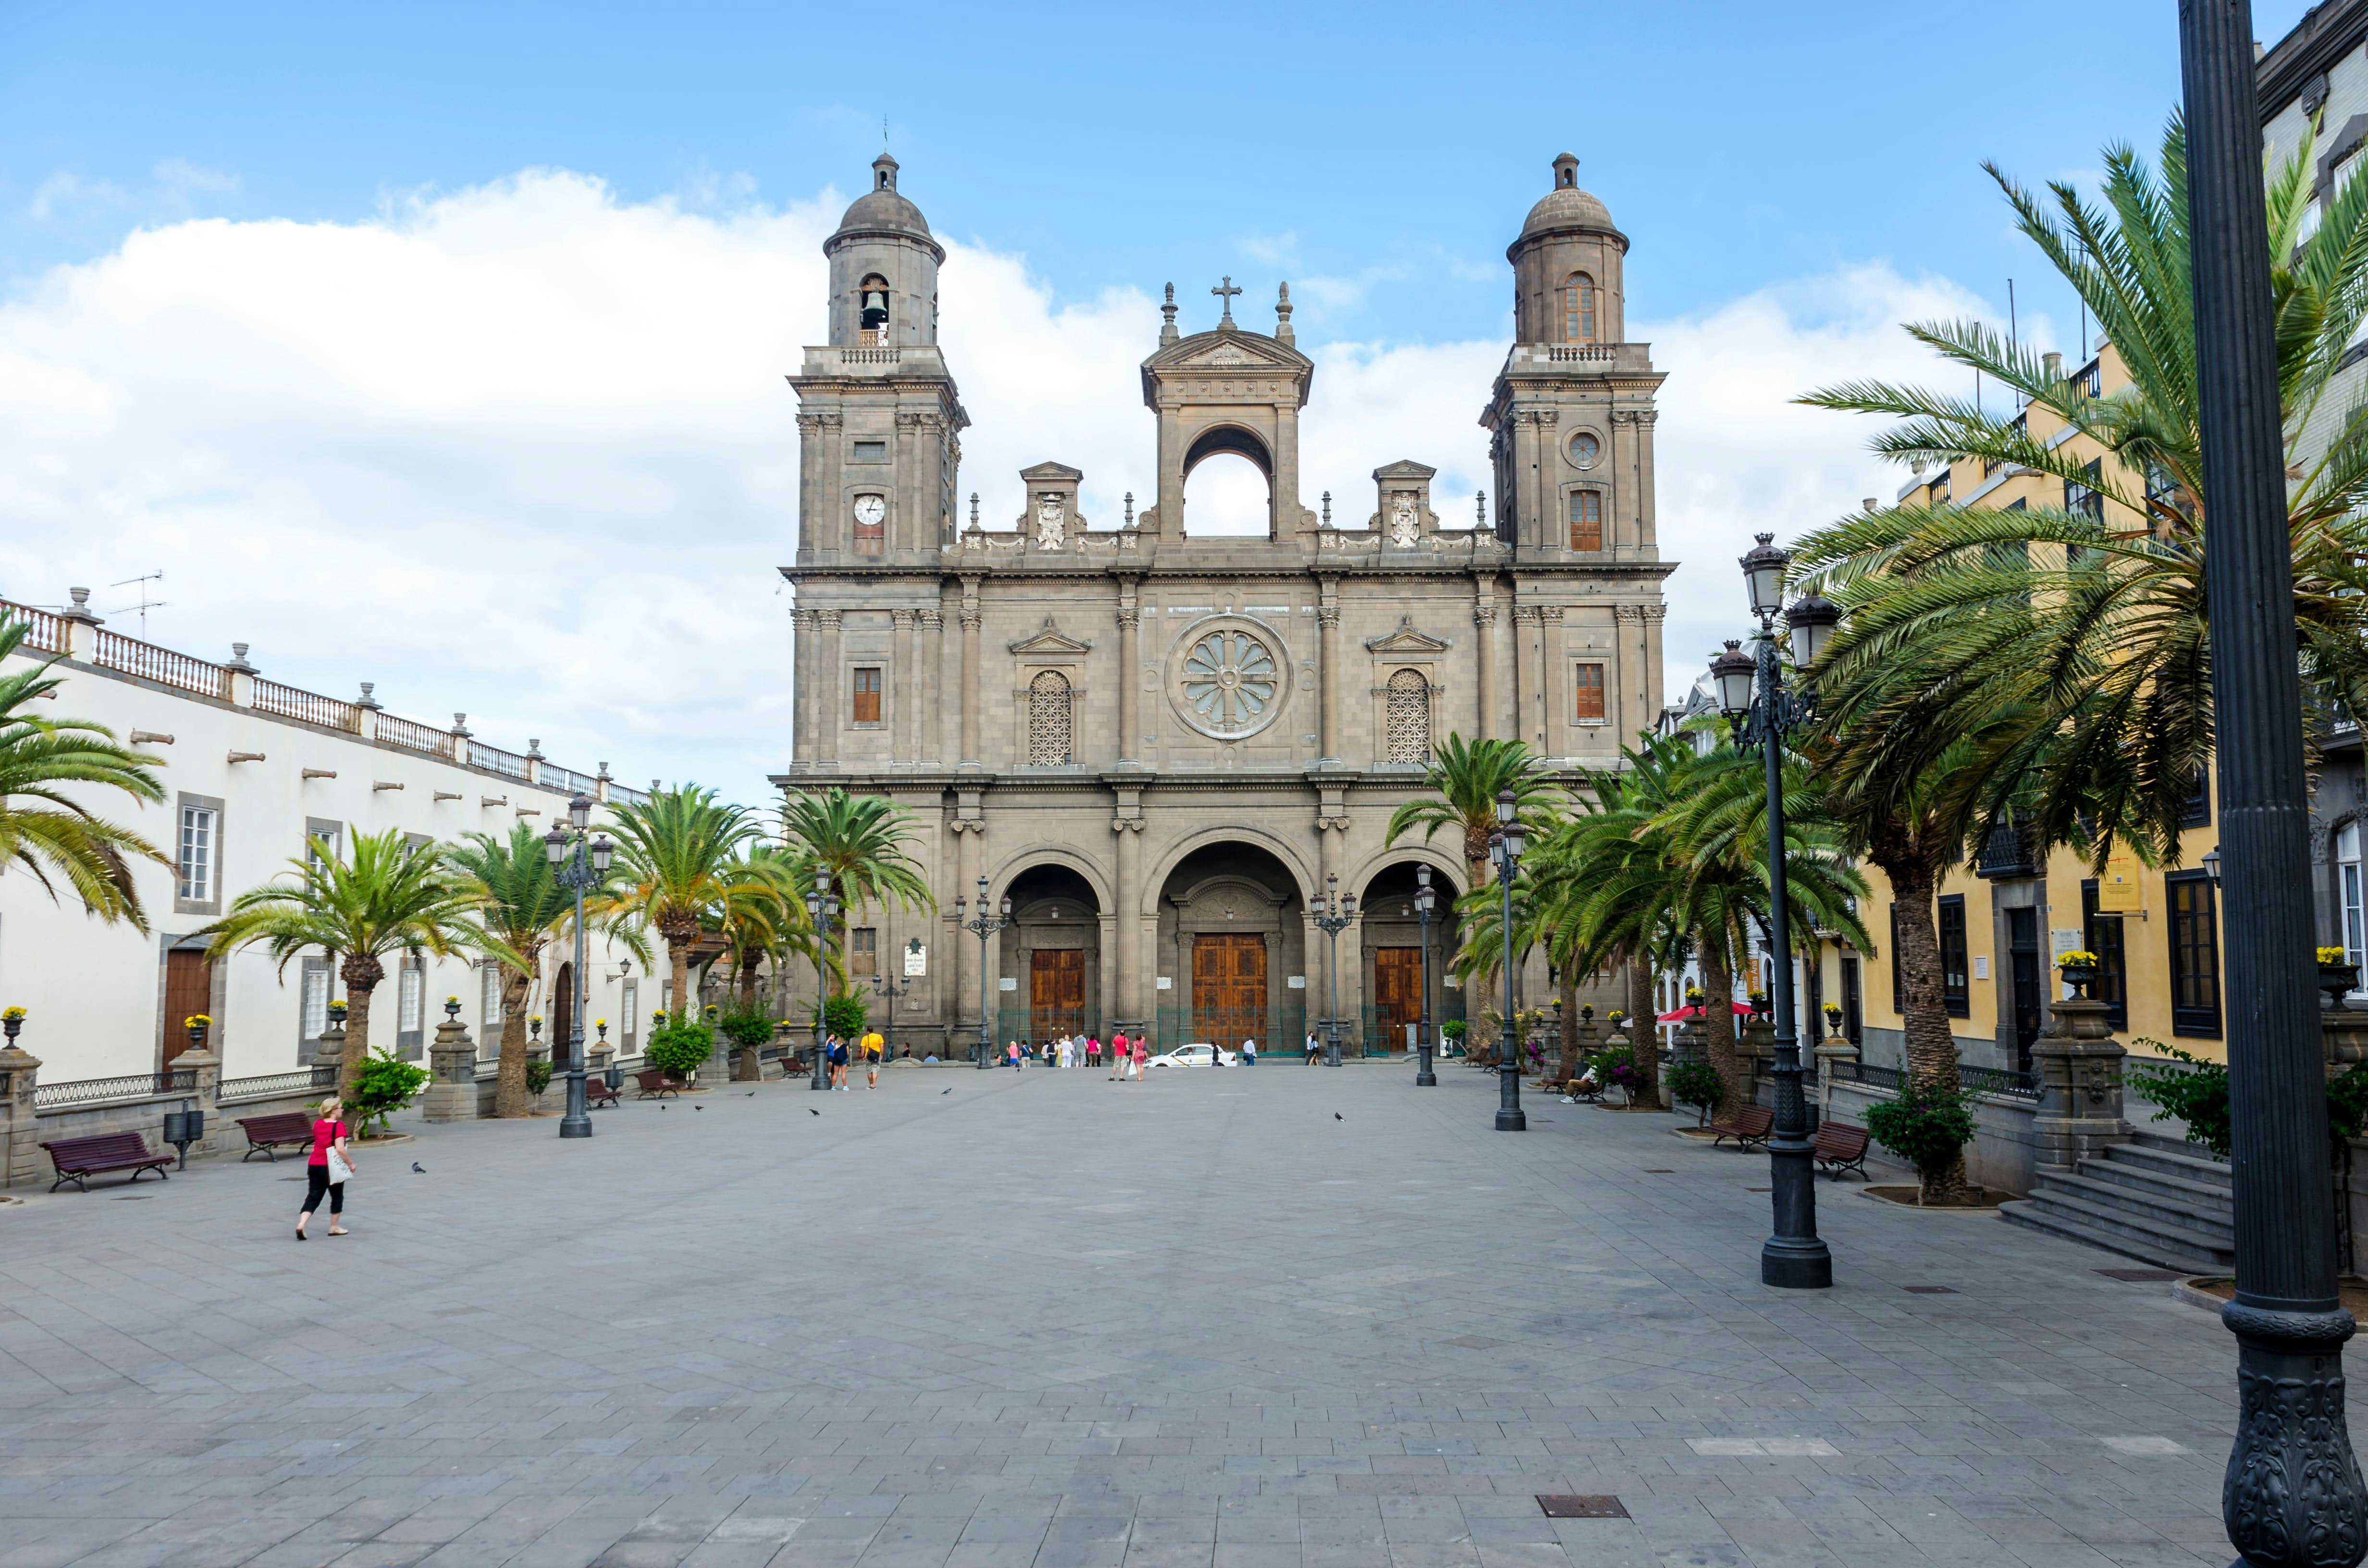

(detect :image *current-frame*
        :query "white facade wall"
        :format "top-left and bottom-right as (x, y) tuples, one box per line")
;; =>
(1, 618), (660, 1086)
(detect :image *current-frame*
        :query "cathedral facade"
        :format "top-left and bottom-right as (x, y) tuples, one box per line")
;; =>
(777, 152), (1672, 1055)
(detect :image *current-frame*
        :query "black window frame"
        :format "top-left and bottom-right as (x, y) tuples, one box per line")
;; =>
(2064, 458), (2105, 523)
(2166, 870), (2223, 1039)
(2079, 878), (2129, 1033)
(2178, 771), (2210, 830)
(1937, 894), (1970, 1018)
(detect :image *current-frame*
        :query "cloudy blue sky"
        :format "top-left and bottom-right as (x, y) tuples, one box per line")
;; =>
(0, 1), (2314, 803)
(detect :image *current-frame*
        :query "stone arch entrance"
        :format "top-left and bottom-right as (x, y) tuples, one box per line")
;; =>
(1358, 861), (1464, 1053)
(1156, 842), (1306, 1053)
(1003, 864), (1100, 1046)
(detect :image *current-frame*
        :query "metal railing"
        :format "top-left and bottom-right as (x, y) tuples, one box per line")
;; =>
(611, 783), (651, 808)
(34, 1068), (197, 1110)
(219, 1066), (336, 1102)
(1835, 1059), (2040, 1101)
(90, 627), (229, 699)
(4, 601), (66, 652)
(1975, 819), (2040, 879)
(469, 740), (530, 779)
(545, 764), (599, 797)
(376, 711), (453, 758)
(252, 677), (359, 732)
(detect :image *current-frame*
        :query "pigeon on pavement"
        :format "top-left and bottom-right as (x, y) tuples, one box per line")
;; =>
(941, 1088), (951, 1095)
(412, 1162), (426, 1173)
(1334, 1114), (1343, 1121)
(809, 1107), (820, 1116)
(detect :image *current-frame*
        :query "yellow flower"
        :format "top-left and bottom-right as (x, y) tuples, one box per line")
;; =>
(2320, 946), (2351, 966)
(1, 1005), (24, 1020)
(184, 1014), (212, 1028)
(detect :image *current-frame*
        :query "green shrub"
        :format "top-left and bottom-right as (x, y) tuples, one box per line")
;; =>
(816, 993), (868, 1038)
(1667, 1060), (1723, 1122)
(646, 1019), (715, 1081)
(1864, 1079), (1978, 1178)
(1440, 1018), (1467, 1052)
(718, 1007), (776, 1048)
(2125, 1041), (2368, 1160)
(525, 1059), (552, 1097)
(350, 1048), (430, 1136)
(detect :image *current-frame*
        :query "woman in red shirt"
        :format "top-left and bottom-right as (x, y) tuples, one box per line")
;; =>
(296, 1096), (356, 1240)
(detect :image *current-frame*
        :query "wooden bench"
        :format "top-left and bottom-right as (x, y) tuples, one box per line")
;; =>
(632, 1069), (682, 1100)
(1707, 1103), (1775, 1151)
(585, 1077), (621, 1109)
(234, 1112), (316, 1162)
(1813, 1121), (1871, 1181)
(39, 1132), (174, 1193)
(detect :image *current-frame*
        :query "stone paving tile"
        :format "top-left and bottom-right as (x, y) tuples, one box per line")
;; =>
(0, 1065), (2299, 1567)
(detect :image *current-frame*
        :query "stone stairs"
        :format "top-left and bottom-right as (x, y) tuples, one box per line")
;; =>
(1999, 1131), (2233, 1274)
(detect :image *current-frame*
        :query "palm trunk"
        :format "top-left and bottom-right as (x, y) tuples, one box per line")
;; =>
(738, 950), (761, 1012)
(1626, 952), (1658, 1099)
(495, 967), (533, 1117)
(1702, 949), (1742, 1113)
(1557, 968), (1580, 1085)
(336, 953), (384, 1108)
(667, 943), (692, 1024)
(1876, 837), (1969, 1202)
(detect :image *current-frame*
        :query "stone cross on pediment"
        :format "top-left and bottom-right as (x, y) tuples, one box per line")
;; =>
(1212, 276), (1241, 325)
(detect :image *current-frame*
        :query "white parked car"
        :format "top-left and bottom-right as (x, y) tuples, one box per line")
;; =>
(1148, 1042), (1238, 1068)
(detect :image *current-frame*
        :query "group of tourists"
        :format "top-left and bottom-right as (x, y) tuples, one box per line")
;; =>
(816, 1028), (887, 1090)
(999, 1030), (1151, 1077)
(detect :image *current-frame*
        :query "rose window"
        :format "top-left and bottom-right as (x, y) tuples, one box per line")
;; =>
(1180, 630), (1278, 733)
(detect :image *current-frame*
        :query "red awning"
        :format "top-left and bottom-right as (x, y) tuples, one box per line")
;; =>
(1653, 1002), (1755, 1022)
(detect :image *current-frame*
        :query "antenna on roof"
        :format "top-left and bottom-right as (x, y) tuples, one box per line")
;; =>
(107, 571), (166, 636)
(883, 114), (890, 150)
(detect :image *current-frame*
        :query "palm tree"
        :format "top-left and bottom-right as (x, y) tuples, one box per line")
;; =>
(201, 829), (515, 1101)
(716, 844), (810, 1013)
(601, 787), (766, 1021)
(0, 616), (170, 929)
(1792, 116), (2368, 865)
(444, 824), (648, 1118)
(1384, 735), (1563, 892)
(777, 788), (933, 987)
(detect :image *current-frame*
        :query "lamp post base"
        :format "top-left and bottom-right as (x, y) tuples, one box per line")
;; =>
(1759, 1237), (1832, 1289)
(1417, 1043), (1435, 1086)
(1494, 1107), (1526, 1132)
(559, 1070), (592, 1139)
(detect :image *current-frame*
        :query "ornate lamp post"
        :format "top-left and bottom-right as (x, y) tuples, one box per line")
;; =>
(1710, 537), (1837, 1289)
(1489, 788), (1527, 1131)
(1414, 865), (1437, 1087)
(804, 876), (839, 1090)
(541, 793), (612, 1140)
(1312, 872), (1357, 1068)
(871, 971), (913, 1063)
(2180, 5), (2368, 1558)
(954, 878), (1012, 1070)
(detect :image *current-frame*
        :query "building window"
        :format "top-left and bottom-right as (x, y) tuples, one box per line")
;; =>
(1937, 894), (1970, 1018)
(1384, 669), (1431, 763)
(2080, 879), (2129, 1033)
(1027, 670), (1073, 764)
(1573, 663), (1606, 722)
(178, 804), (215, 904)
(2178, 770), (2210, 830)
(1568, 489), (1603, 551)
(1562, 272), (1596, 342)
(481, 962), (505, 1054)
(621, 978), (639, 1049)
(2340, 823), (2366, 981)
(851, 666), (883, 724)
(851, 439), (888, 462)
(305, 817), (342, 870)
(2167, 870), (2221, 1036)
(851, 927), (878, 977)
(2064, 458), (2105, 523)
(301, 957), (332, 1048)
(397, 960), (425, 1059)
(1568, 431), (1600, 469)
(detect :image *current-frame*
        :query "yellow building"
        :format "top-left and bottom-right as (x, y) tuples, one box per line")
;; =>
(1824, 341), (2230, 1078)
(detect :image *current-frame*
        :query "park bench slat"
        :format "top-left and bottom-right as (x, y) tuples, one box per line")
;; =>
(632, 1069), (680, 1099)
(39, 1132), (173, 1193)
(1813, 1122), (1871, 1181)
(1707, 1103), (1775, 1150)
(234, 1113), (317, 1162)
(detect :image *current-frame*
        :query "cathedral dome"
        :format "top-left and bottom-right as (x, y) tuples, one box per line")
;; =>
(833, 153), (932, 241)
(1520, 152), (1616, 237)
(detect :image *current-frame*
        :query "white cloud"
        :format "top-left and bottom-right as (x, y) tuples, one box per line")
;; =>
(2, 171), (1997, 810)
(25, 172), (130, 224)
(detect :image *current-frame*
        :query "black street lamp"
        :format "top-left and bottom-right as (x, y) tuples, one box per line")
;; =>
(1489, 788), (1527, 1131)
(871, 970), (913, 1062)
(1712, 537), (1836, 1290)
(954, 878), (1012, 1070)
(1414, 865), (1438, 1087)
(804, 875), (839, 1090)
(541, 793), (612, 1140)
(2180, 4), (2368, 1557)
(1313, 872), (1357, 1067)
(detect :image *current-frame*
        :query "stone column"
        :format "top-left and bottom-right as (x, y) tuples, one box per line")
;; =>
(176, 1045), (221, 1155)
(1112, 802), (1145, 1028)
(1640, 603), (1667, 723)
(789, 607), (814, 764)
(1511, 605), (1543, 753)
(894, 412), (922, 552)
(421, 1013), (480, 1122)
(891, 609), (917, 761)
(1541, 605), (1565, 761)
(1317, 577), (1343, 765)
(0, 1029), (38, 1191)
(1115, 585), (1142, 765)
(953, 815), (985, 1044)
(1736, 1006), (1775, 1099)
(794, 414), (822, 556)
(1472, 586), (1499, 742)
(959, 578), (984, 769)
(814, 609), (842, 768)
(1635, 410), (1661, 549)
(2029, 993), (2129, 1172)
(921, 607), (945, 762)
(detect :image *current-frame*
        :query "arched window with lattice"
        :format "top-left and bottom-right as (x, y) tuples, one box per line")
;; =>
(1027, 670), (1073, 764)
(1384, 669), (1431, 764)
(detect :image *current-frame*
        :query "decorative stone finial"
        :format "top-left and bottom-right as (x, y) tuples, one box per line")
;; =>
(61, 587), (101, 625)
(357, 682), (381, 710)
(1477, 491), (1487, 527)
(451, 712), (471, 738)
(1321, 491), (1332, 527)
(968, 492), (980, 530)
(1211, 275), (1241, 328)
(1275, 282), (1294, 345)
(1123, 492), (1135, 527)
(1159, 282), (1178, 345)
(223, 642), (256, 673)
(525, 737), (543, 759)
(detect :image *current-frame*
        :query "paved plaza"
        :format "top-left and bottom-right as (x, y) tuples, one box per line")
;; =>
(0, 1061), (2275, 1567)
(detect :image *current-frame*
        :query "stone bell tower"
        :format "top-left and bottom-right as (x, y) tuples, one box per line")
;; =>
(1133, 280), (1317, 542)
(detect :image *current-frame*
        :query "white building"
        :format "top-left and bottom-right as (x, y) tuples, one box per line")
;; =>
(1, 588), (662, 1090)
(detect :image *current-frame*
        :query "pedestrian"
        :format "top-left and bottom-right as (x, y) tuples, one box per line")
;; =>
(295, 1096), (354, 1240)
(1007, 1040), (1022, 1070)
(1106, 1031), (1123, 1078)
(861, 1025), (884, 1089)
(1088, 1035), (1102, 1070)
(829, 1034), (849, 1090)
(1131, 1035), (1147, 1080)
(1058, 1034), (1073, 1070)
(1242, 1036), (1257, 1067)
(1304, 1030), (1321, 1065)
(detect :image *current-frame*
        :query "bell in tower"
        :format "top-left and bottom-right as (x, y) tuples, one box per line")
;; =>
(823, 153), (943, 351)
(858, 274), (891, 344)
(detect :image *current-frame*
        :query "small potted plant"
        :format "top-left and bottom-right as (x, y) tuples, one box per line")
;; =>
(1747, 990), (1770, 1017)
(595, 1018), (609, 1043)
(1684, 984), (1706, 1012)
(1607, 1009), (1628, 1031)
(2057, 949), (2101, 998)
(1, 1004), (23, 1044)
(1822, 1001), (1844, 1036)
(1580, 1002), (1594, 1021)
(185, 1013), (212, 1050)
(2320, 946), (2360, 1009)
(444, 995), (462, 1022)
